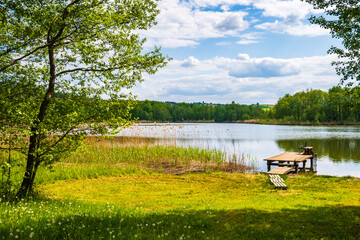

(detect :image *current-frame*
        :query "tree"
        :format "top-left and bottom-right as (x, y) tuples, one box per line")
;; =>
(0, 0), (168, 199)
(303, 0), (360, 85)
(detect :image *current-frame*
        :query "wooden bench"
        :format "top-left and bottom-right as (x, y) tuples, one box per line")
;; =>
(267, 166), (293, 175)
(269, 174), (287, 189)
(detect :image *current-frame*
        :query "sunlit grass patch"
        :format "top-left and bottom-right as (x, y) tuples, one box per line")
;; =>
(1, 174), (359, 239)
(39, 173), (360, 212)
(39, 173), (264, 212)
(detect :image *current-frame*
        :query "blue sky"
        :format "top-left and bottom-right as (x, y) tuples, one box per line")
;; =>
(131, 0), (342, 104)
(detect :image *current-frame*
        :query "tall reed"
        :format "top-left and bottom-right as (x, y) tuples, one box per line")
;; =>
(1, 134), (252, 197)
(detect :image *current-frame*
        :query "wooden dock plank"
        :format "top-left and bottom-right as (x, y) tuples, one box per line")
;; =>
(267, 167), (293, 175)
(264, 152), (312, 162)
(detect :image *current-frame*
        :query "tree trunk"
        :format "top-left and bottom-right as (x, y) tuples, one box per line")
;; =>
(16, 45), (57, 199)
(15, 130), (38, 198)
(28, 160), (41, 193)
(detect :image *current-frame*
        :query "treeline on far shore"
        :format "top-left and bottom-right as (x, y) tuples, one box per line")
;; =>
(130, 86), (360, 124)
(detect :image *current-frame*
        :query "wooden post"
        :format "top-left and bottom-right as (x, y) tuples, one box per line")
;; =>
(304, 147), (316, 173)
(267, 161), (271, 172)
(304, 147), (313, 155)
(302, 160), (306, 172)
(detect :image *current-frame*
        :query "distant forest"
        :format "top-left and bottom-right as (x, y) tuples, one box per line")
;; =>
(130, 86), (360, 123)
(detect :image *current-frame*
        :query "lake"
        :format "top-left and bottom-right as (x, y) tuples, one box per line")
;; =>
(118, 123), (360, 177)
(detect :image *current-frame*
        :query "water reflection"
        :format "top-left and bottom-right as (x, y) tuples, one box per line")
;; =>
(117, 123), (360, 176)
(277, 139), (360, 163)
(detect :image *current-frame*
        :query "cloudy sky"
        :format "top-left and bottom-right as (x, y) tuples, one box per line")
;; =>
(133, 0), (342, 104)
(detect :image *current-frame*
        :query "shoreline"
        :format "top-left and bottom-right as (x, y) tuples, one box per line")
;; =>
(135, 119), (360, 127)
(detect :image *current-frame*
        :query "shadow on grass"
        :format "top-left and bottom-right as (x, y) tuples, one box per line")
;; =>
(1, 200), (359, 240)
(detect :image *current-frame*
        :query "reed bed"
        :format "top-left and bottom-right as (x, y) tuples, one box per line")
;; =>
(1, 136), (251, 193)
(60, 136), (250, 176)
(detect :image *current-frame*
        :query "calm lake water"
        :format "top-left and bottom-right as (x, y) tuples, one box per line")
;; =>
(118, 123), (360, 177)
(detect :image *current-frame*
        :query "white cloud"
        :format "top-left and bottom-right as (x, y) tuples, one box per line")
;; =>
(253, 0), (314, 19)
(255, 19), (329, 36)
(132, 54), (339, 104)
(221, 5), (231, 12)
(237, 39), (258, 45)
(236, 32), (262, 45)
(214, 55), (301, 78)
(130, 1), (338, 104)
(181, 56), (200, 68)
(216, 13), (249, 31)
(146, 38), (199, 48)
(187, 0), (253, 9)
(140, 0), (249, 48)
(237, 53), (251, 61)
(253, 0), (329, 36)
(215, 41), (231, 46)
(140, 0), (329, 49)
(229, 60), (300, 78)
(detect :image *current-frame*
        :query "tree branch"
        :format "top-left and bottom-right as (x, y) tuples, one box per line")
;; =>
(47, 0), (82, 43)
(55, 66), (121, 77)
(0, 0), (82, 73)
(0, 147), (25, 151)
(37, 128), (74, 158)
(0, 40), (36, 57)
(0, 44), (50, 72)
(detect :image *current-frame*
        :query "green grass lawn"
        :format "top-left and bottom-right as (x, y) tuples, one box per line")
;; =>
(1, 138), (359, 239)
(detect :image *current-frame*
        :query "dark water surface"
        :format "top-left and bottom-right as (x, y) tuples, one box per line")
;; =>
(118, 123), (360, 177)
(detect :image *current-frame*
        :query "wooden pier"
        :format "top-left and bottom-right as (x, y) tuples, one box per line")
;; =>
(264, 147), (316, 189)
(264, 148), (316, 174)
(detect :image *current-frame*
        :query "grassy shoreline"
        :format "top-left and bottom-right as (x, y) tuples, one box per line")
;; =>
(1, 138), (359, 239)
(136, 119), (360, 126)
(257, 119), (360, 126)
(1, 137), (252, 197)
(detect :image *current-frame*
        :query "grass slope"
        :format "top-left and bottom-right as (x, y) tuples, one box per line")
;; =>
(1, 138), (359, 239)
(1, 173), (359, 239)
